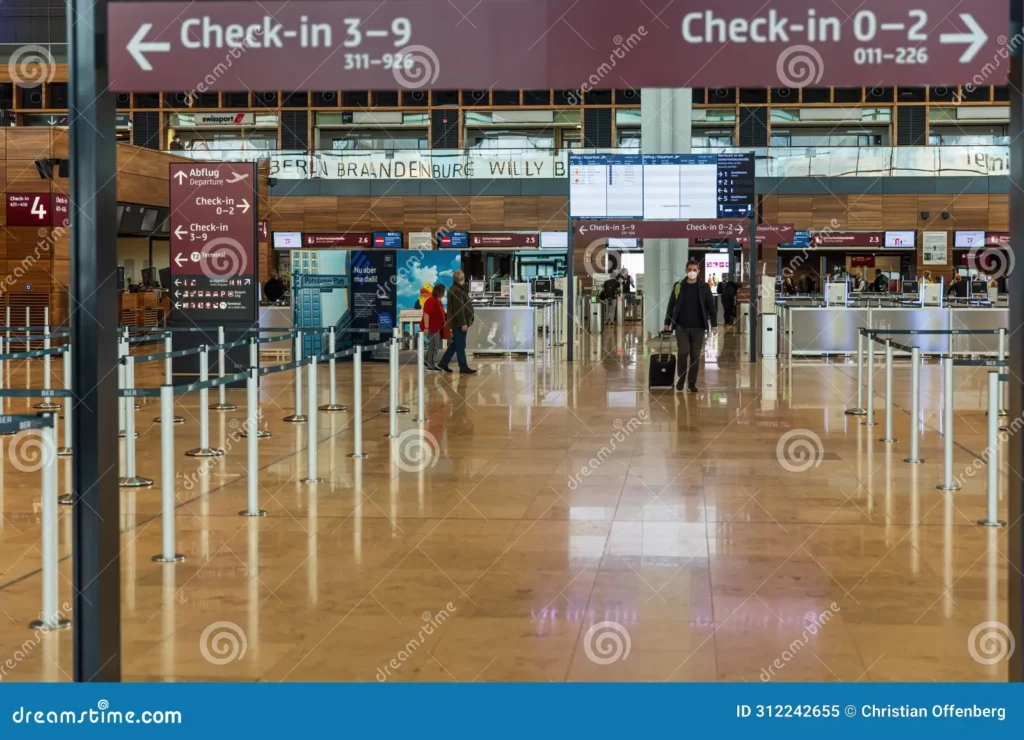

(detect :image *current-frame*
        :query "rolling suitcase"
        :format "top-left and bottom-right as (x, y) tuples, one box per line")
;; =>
(649, 331), (676, 389)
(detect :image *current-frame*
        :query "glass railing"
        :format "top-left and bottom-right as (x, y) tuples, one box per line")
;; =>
(172, 146), (1011, 180)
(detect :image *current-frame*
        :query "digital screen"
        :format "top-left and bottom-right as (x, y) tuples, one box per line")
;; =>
(273, 232), (302, 249)
(438, 231), (469, 249)
(781, 231), (811, 248)
(715, 151), (755, 218)
(902, 280), (920, 295)
(372, 231), (402, 248)
(954, 230), (985, 248)
(469, 280), (486, 293)
(884, 231), (916, 248)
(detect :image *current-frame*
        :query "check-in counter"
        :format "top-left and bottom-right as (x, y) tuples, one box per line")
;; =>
(786, 304), (1008, 356)
(258, 304), (293, 357)
(467, 305), (536, 355)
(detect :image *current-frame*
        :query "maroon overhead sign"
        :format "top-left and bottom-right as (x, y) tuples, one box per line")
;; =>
(53, 194), (69, 228)
(304, 233), (372, 248)
(470, 233), (539, 248)
(987, 232), (1010, 247)
(811, 232), (884, 247)
(575, 220), (794, 243)
(169, 162), (257, 322)
(107, 1), (1002, 91)
(6, 194), (52, 227)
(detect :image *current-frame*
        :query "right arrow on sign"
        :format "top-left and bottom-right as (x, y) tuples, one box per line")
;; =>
(940, 14), (988, 63)
(128, 24), (171, 71)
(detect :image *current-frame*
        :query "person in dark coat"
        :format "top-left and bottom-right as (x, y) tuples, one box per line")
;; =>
(439, 270), (478, 374)
(717, 277), (738, 324)
(663, 257), (718, 393)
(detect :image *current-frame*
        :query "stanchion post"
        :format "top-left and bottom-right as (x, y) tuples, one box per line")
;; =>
(185, 346), (223, 457)
(28, 415), (71, 631)
(211, 326), (237, 411)
(998, 327), (1008, 417)
(349, 345), (367, 458)
(846, 330), (867, 416)
(394, 327), (410, 414)
(35, 309), (59, 410)
(904, 346), (925, 464)
(57, 346), (72, 456)
(936, 355), (961, 491)
(240, 367), (267, 517)
(154, 332), (184, 424)
(863, 333), (877, 427)
(153, 385), (185, 562)
(302, 354), (325, 484)
(240, 337), (271, 438)
(284, 331), (307, 423)
(117, 330), (127, 437)
(880, 339), (897, 443)
(319, 326), (347, 412)
(119, 356), (153, 487)
(24, 307), (30, 352)
(414, 331), (426, 422)
(979, 371), (1007, 526)
(385, 333), (399, 438)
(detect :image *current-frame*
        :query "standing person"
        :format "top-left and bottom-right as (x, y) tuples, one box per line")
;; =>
(871, 268), (889, 293)
(663, 258), (718, 393)
(420, 283), (447, 371)
(263, 270), (286, 303)
(439, 270), (478, 375)
(717, 276), (738, 325)
(619, 268), (636, 319)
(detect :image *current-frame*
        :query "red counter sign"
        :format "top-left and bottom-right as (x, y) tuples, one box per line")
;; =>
(304, 233), (372, 248)
(53, 194), (70, 228)
(6, 194), (52, 226)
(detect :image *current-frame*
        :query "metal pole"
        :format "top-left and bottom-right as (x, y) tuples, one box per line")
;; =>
(186, 346), (222, 457)
(747, 209), (757, 362)
(240, 338), (271, 438)
(414, 331), (426, 422)
(319, 326), (346, 411)
(936, 356), (961, 491)
(210, 326), (236, 410)
(154, 333), (184, 424)
(117, 332), (127, 437)
(28, 417), (71, 631)
(25, 307), (30, 352)
(240, 368), (267, 517)
(153, 385), (185, 563)
(385, 334), (399, 438)
(880, 339), (897, 443)
(302, 355), (325, 484)
(119, 356), (152, 486)
(349, 345), (367, 458)
(35, 309), (60, 410)
(57, 347), (73, 456)
(904, 347), (924, 464)
(284, 331), (307, 422)
(979, 371), (1007, 527)
(847, 330), (867, 416)
(999, 327), (1008, 416)
(863, 334), (877, 426)
(393, 327), (410, 413)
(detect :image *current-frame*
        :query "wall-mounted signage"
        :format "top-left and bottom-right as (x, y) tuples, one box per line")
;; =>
(193, 112), (255, 126)
(810, 232), (883, 247)
(304, 233), (372, 248)
(372, 232), (402, 248)
(6, 194), (52, 226)
(108, 1), (1004, 91)
(258, 221), (268, 242)
(884, 230), (916, 248)
(408, 232), (433, 251)
(986, 232), (1010, 247)
(22, 113), (131, 128)
(53, 194), (69, 228)
(170, 162), (257, 323)
(470, 233), (540, 248)
(574, 220), (794, 243)
(437, 231), (469, 249)
(922, 231), (948, 265)
(954, 230), (985, 248)
(273, 232), (302, 249)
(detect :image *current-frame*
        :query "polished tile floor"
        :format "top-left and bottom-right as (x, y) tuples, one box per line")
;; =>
(0, 324), (1013, 682)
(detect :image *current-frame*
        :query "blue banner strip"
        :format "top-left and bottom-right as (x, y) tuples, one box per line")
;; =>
(0, 389), (70, 398)
(0, 414), (54, 435)
(953, 359), (1008, 367)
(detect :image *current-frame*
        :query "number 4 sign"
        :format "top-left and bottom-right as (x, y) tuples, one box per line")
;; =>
(6, 193), (54, 227)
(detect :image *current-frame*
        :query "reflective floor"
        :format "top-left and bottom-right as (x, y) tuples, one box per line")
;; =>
(0, 325), (1011, 682)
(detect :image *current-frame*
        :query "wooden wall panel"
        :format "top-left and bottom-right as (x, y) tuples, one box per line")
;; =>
(6, 160), (50, 192)
(50, 129), (69, 159)
(51, 226), (71, 261)
(0, 232), (6, 261)
(470, 197), (504, 229)
(777, 196), (813, 229)
(881, 195), (918, 228)
(268, 196), (304, 231)
(810, 195), (848, 230)
(302, 196), (337, 231)
(989, 195), (1009, 231)
(5, 227), (47, 261)
(847, 195), (883, 229)
(760, 195), (778, 224)
(118, 173), (168, 205)
(6, 130), (51, 162)
(4, 259), (51, 291)
(503, 197), (538, 229)
(368, 196), (403, 230)
(536, 196), (567, 229)
(51, 260), (70, 290)
(436, 196), (471, 230)
(916, 195), (956, 230)
(336, 196), (372, 230)
(951, 194), (989, 229)
(403, 197), (437, 232)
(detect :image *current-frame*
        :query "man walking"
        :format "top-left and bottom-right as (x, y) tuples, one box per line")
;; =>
(663, 258), (718, 393)
(439, 270), (478, 375)
(717, 275), (738, 325)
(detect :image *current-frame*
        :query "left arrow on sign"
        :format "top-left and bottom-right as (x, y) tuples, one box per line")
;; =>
(173, 254), (187, 266)
(174, 225), (187, 239)
(128, 24), (171, 71)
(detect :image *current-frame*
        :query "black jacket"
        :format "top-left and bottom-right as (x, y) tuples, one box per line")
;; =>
(445, 281), (475, 329)
(717, 280), (738, 303)
(665, 279), (717, 332)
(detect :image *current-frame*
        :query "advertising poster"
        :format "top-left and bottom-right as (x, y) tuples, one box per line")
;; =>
(395, 251), (462, 312)
(922, 231), (949, 265)
(350, 250), (397, 332)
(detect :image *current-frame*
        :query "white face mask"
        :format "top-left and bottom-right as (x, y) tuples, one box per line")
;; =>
(687, 270), (699, 280)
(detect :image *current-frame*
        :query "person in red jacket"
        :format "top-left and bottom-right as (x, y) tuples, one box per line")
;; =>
(420, 283), (447, 371)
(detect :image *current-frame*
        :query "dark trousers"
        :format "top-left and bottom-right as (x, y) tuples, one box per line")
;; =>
(675, 329), (706, 386)
(722, 299), (736, 324)
(440, 328), (470, 370)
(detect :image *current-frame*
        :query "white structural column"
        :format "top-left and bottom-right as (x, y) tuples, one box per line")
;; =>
(640, 88), (693, 337)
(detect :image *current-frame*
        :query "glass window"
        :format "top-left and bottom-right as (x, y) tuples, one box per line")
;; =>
(465, 129), (555, 149)
(692, 129), (735, 148)
(928, 125), (1009, 145)
(770, 127), (886, 146)
(330, 130), (428, 150)
(616, 129), (640, 148)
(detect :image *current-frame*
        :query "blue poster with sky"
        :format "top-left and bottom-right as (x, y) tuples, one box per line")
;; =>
(395, 250), (462, 312)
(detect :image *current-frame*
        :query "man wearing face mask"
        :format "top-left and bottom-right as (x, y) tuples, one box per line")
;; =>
(663, 257), (718, 393)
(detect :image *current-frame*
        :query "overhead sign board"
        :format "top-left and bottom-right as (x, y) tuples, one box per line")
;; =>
(884, 230), (916, 248)
(303, 233), (372, 248)
(106, 1), (1003, 91)
(574, 220), (794, 243)
(22, 113), (131, 128)
(811, 232), (883, 247)
(6, 194), (52, 227)
(470, 233), (540, 248)
(437, 231), (469, 249)
(53, 194), (70, 228)
(169, 162), (257, 323)
(372, 232), (402, 248)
